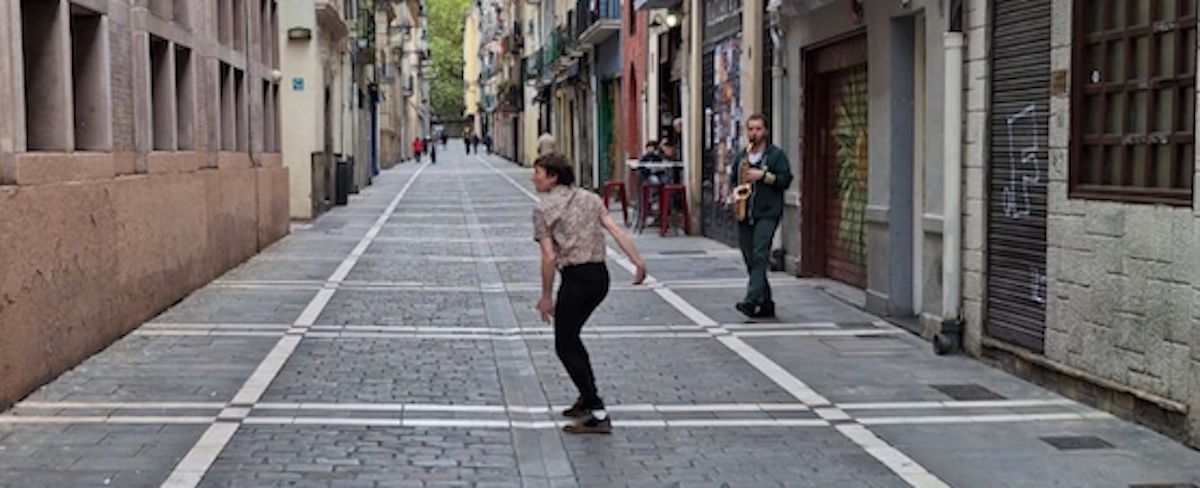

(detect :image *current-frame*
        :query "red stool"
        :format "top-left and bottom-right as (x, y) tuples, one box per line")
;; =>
(637, 183), (661, 234)
(658, 184), (691, 237)
(601, 180), (629, 225)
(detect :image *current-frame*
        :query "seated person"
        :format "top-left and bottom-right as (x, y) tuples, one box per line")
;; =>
(638, 141), (665, 185)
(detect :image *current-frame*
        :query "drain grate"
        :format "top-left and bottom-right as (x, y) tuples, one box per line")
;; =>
(1041, 436), (1114, 451)
(658, 250), (708, 255)
(929, 383), (1006, 401)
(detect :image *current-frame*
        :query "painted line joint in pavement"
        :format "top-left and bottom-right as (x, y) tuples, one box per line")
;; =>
(476, 154), (950, 488)
(160, 162), (431, 488)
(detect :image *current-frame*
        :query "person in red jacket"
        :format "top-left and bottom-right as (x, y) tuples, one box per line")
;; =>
(413, 137), (424, 162)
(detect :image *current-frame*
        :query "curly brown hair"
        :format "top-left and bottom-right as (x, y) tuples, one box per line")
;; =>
(533, 153), (576, 187)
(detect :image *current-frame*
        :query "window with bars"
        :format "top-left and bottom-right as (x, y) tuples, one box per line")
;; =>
(1072, 0), (1198, 204)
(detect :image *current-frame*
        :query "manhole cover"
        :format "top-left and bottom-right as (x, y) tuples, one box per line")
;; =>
(1041, 436), (1114, 451)
(929, 384), (1006, 401)
(1130, 484), (1199, 488)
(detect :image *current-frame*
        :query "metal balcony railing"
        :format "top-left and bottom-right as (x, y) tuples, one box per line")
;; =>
(578, 0), (619, 31)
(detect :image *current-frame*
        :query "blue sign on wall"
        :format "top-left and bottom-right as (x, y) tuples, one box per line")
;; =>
(292, 77), (305, 91)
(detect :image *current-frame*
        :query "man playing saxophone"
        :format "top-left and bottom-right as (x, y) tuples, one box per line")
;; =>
(723, 114), (793, 318)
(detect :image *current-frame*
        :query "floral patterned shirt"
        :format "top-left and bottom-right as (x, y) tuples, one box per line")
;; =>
(532, 186), (607, 268)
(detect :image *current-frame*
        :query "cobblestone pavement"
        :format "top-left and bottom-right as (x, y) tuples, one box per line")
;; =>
(3, 146), (1200, 488)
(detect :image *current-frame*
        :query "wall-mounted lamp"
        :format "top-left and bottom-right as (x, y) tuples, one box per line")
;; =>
(287, 27), (312, 40)
(649, 12), (680, 29)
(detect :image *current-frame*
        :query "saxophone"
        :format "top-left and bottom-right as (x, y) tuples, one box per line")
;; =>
(732, 148), (752, 222)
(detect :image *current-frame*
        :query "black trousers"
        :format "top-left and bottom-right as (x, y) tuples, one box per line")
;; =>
(555, 262), (610, 408)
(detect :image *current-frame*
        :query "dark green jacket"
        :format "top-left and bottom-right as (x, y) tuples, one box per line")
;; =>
(732, 144), (794, 221)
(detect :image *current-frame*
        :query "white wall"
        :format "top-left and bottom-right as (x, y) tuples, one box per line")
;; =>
(280, 0), (324, 220)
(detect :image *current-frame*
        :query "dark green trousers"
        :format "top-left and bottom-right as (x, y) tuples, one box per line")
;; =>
(738, 217), (779, 307)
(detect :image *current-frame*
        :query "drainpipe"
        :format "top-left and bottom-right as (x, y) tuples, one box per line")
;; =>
(686, 0), (703, 233)
(936, 0), (964, 355)
(768, 0), (785, 268)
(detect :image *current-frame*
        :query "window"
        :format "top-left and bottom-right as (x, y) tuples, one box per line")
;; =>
(71, 7), (109, 151)
(176, 46), (195, 150)
(220, 63), (234, 151)
(150, 36), (175, 150)
(1072, 0), (1198, 204)
(23, 0), (70, 151)
(627, 0), (636, 35)
(234, 68), (247, 151)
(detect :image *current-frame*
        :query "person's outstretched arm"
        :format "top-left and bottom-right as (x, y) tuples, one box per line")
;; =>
(600, 214), (646, 284)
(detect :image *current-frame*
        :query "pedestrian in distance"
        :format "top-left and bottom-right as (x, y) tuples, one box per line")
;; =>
(531, 153), (647, 434)
(723, 113), (793, 318)
(429, 138), (438, 164)
(412, 137), (424, 162)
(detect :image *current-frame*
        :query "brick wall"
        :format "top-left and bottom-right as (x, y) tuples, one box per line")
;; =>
(621, 0), (645, 160)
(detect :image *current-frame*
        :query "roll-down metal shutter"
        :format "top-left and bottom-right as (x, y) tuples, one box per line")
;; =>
(986, 0), (1051, 352)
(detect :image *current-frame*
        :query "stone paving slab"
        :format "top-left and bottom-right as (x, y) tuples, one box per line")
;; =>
(199, 425), (522, 488)
(0, 424), (205, 488)
(673, 286), (880, 325)
(346, 258), (482, 286)
(150, 287), (318, 324)
(743, 335), (1071, 404)
(493, 260), (635, 285)
(260, 338), (505, 405)
(22, 336), (278, 402)
(365, 240), (478, 257)
(261, 236), (363, 257)
(562, 426), (908, 488)
(314, 290), (487, 326)
(219, 256), (343, 282)
(870, 419), (1200, 488)
(507, 290), (692, 326)
(377, 224), (473, 240)
(529, 338), (798, 407)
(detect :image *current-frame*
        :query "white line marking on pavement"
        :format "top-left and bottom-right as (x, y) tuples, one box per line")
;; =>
(160, 422), (240, 488)
(161, 163), (431, 488)
(477, 155), (950, 488)
(132, 330), (285, 338)
(838, 399), (1077, 410)
(0, 416), (216, 424)
(15, 401), (227, 410)
(856, 411), (1114, 426)
(142, 323), (292, 331)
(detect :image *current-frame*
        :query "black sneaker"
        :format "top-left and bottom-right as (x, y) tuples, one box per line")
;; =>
(753, 303), (776, 318)
(735, 301), (757, 317)
(563, 412), (612, 434)
(561, 399), (588, 418)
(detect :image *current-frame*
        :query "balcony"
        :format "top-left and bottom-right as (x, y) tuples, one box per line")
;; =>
(577, 0), (620, 45)
(634, 0), (681, 11)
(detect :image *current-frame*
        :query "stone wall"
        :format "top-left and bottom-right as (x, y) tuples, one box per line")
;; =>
(961, 0), (989, 354)
(1044, 1), (1200, 444)
(0, 0), (288, 410)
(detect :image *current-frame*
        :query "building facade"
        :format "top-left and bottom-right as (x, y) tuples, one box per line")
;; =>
(960, 0), (1200, 447)
(0, 0), (289, 410)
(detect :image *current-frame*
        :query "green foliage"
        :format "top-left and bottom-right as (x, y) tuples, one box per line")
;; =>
(425, 0), (471, 119)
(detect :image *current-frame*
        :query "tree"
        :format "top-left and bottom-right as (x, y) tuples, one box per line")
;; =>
(425, 0), (471, 119)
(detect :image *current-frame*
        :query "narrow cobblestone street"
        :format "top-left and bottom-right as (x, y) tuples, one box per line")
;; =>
(2, 147), (1199, 488)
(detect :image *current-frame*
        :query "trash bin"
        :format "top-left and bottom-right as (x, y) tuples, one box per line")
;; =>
(335, 157), (351, 206)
